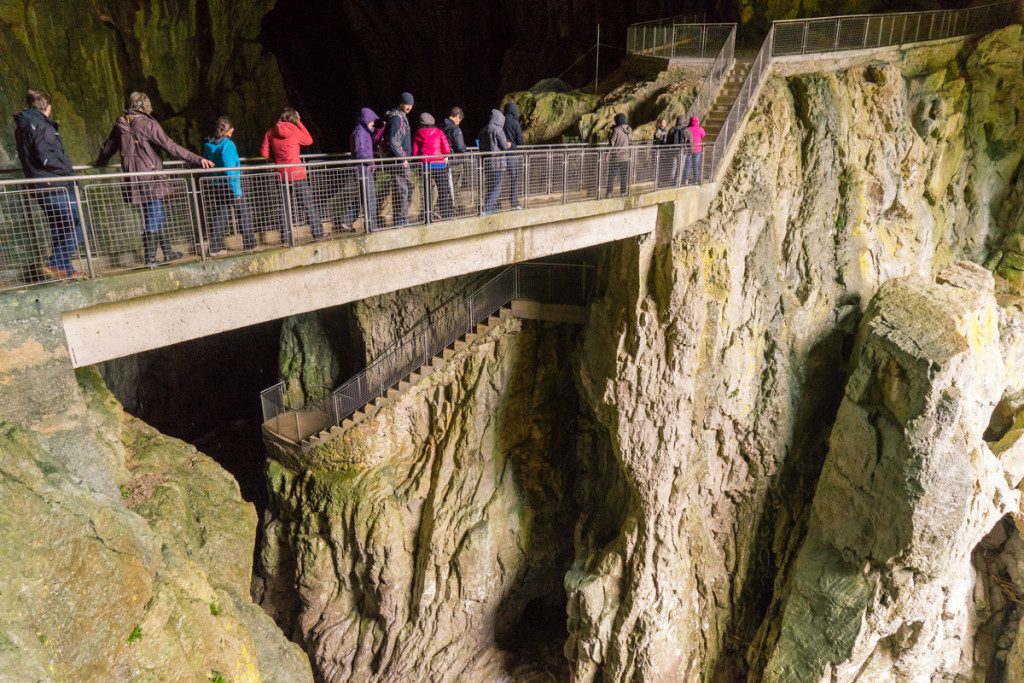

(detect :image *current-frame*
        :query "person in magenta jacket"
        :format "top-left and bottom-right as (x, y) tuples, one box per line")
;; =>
(683, 115), (706, 185)
(413, 112), (455, 220)
(260, 107), (322, 244)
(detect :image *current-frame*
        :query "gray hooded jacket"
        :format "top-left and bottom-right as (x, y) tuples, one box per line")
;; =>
(481, 109), (509, 153)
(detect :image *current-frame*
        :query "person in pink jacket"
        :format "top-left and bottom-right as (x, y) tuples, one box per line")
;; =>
(413, 112), (455, 220)
(683, 115), (706, 185)
(261, 107), (323, 245)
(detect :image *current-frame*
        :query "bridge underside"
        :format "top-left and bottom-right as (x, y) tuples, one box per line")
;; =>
(47, 186), (711, 367)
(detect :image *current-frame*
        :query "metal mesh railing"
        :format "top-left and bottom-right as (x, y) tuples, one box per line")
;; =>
(685, 25), (736, 123)
(627, 22), (734, 60)
(0, 142), (710, 293)
(261, 262), (590, 443)
(771, 0), (1022, 56)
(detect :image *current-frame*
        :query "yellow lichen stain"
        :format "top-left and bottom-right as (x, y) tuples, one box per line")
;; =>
(962, 305), (999, 355)
(0, 339), (56, 373)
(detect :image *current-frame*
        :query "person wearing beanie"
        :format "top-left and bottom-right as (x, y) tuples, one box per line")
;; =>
(413, 112), (455, 220)
(384, 92), (414, 226)
(605, 112), (632, 198)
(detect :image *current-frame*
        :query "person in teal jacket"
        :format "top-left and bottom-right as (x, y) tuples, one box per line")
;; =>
(203, 116), (256, 254)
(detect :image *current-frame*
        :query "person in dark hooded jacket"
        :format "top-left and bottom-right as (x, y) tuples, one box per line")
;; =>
(666, 114), (692, 186)
(13, 89), (83, 279)
(479, 109), (511, 214)
(345, 107), (379, 232)
(604, 113), (632, 198)
(383, 92), (414, 226)
(502, 102), (526, 209)
(96, 91), (215, 267)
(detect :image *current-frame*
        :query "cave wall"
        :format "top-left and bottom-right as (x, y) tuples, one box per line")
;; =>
(0, 0), (287, 166)
(566, 26), (1024, 680)
(258, 317), (588, 680)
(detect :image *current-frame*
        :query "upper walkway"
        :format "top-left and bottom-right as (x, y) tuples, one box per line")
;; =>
(0, 0), (1019, 371)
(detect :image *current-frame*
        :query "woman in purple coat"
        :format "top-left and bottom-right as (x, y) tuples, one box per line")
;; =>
(343, 107), (379, 232)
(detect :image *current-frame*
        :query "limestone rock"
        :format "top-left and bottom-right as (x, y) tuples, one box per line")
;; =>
(762, 265), (1021, 680)
(0, 367), (311, 681)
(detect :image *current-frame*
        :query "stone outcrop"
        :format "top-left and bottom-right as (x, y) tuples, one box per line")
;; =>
(258, 318), (586, 680)
(565, 27), (1024, 681)
(0, 367), (311, 681)
(763, 263), (1024, 679)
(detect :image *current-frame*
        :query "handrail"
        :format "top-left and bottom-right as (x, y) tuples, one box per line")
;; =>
(684, 25), (736, 123)
(260, 261), (591, 442)
(0, 140), (713, 292)
(627, 22), (735, 60)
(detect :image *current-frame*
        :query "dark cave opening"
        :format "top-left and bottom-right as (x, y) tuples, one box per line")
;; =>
(258, 0), (692, 151)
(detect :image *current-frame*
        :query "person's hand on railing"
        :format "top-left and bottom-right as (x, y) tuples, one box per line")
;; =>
(199, 158), (215, 169)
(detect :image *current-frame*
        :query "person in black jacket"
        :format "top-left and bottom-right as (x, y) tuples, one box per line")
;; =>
(666, 115), (692, 186)
(13, 89), (83, 279)
(502, 101), (525, 210)
(383, 92), (414, 226)
(442, 107), (467, 153)
(442, 107), (467, 214)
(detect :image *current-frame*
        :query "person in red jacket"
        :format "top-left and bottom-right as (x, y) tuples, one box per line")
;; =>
(412, 112), (455, 220)
(683, 115), (706, 185)
(261, 107), (323, 245)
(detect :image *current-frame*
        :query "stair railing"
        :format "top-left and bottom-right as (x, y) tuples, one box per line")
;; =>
(261, 262), (590, 441)
(684, 25), (737, 124)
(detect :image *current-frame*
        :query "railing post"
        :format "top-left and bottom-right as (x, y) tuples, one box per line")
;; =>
(282, 173), (294, 246)
(514, 264), (520, 300)
(863, 17), (870, 48)
(801, 21), (809, 54)
(71, 182), (95, 279)
(561, 153), (569, 204)
(653, 144), (661, 190)
(523, 153), (530, 209)
(187, 173), (206, 258)
(833, 19), (840, 51)
(423, 161), (432, 224)
(596, 150), (603, 200)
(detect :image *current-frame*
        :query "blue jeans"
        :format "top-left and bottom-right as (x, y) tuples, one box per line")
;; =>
(209, 191), (256, 251)
(483, 157), (506, 213)
(143, 200), (165, 234)
(683, 152), (703, 185)
(38, 189), (83, 273)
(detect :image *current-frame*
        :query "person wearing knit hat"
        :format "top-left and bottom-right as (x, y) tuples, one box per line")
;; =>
(384, 92), (414, 226)
(413, 112), (455, 220)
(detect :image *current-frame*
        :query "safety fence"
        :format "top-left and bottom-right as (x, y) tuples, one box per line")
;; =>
(705, 0), (1022, 179)
(685, 25), (737, 123)
(260, 261), (590, 443)
(627, 22), (735, 60)
(770, 0), (1021, 56)
(0, 142), (712, 292)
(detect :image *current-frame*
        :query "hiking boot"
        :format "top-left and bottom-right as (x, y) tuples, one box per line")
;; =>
(163, 250), (183, 263)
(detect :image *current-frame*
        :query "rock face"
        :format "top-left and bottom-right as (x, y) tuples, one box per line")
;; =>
(0, 0), (286, 165)
(258, 318), (587, 680)
(0, 367), (311, 681)
(761, 263), (1024, 679)
(255, 26), (1024, 682)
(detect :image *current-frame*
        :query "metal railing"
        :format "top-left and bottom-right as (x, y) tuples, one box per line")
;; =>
(260, 261), (591, 443)
(627, 22), (735, 60)
(0, 142), (712, 292)
(684, 25), (737, 123)
(706, 0), (1022, 179)
(771, 0), (1022, 56)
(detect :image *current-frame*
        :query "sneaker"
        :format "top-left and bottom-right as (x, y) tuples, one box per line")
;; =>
(40, 264), (70, 279)
(208, 248), (226, 257)
(163, 250), (183, 263)
(511, 204), (523, 210)
(144, 260), (158, 269)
